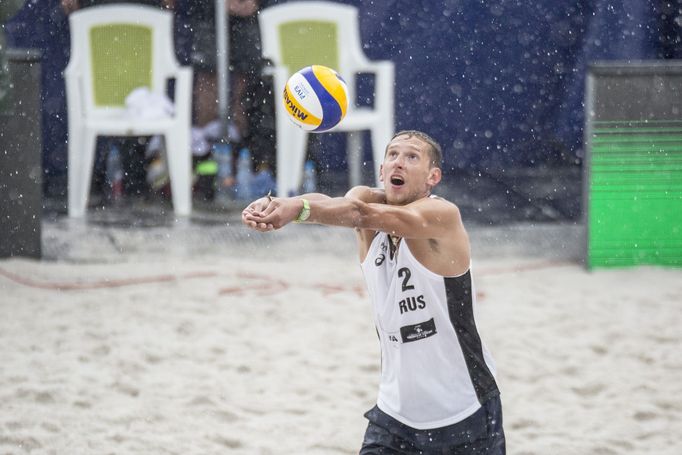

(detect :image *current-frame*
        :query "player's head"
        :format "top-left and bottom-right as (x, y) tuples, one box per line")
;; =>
(380, 130), (443, 205)
(387, 130), (443, 169)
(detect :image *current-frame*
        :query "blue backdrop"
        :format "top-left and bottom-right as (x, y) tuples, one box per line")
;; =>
(344, 0), (679, 171)
(5, 0), (681, 185)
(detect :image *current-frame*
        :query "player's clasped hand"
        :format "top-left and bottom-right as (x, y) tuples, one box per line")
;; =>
(241, 195), (275, 231)
(241, 195), (303, 231)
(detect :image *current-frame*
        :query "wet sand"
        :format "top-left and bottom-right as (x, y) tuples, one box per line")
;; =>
(1, 222), (680, 454)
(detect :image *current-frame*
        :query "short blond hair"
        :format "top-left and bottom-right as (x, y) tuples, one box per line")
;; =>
(387, 130), (443, 169)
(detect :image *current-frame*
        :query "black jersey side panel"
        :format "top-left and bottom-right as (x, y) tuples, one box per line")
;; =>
(445, 272), (499, 403)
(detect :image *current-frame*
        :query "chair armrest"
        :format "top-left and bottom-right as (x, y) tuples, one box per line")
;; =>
(261, 65), (290, 103)
(355, 60), (394, 114)
(262, 65), (289, 86)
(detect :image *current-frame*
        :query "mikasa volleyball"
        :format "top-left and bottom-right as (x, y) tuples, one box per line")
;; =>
(283, 65), (349, 132)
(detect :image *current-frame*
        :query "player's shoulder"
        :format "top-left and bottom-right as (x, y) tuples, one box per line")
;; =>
(410, 195), (464, 227)
(345, 185), (371, 197)
(415, 194), (460, 211)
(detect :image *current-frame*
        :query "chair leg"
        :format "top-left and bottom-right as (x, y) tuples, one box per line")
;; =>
(289, 128), (308, 196)
(275, 118), (290, 198)
(68, 129), (97, 218)
(165, 131), (192, 216)
(67, 130), (81, 217)
(275, 115), (308, 197)
(347, 131), (363, 187)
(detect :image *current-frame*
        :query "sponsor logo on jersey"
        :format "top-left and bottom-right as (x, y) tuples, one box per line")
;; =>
(375, 241), (388, 266)
(400, 318), (437, 343)
(385, 331), (401, 348)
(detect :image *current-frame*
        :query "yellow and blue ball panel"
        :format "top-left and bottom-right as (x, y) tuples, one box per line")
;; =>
(283, 65), (348, 132)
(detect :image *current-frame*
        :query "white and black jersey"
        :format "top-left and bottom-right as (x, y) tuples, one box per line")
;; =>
(360, 232), (499, 430)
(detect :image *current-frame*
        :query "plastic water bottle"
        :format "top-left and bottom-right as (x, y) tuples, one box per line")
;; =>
(213, 142), (233, 202)
(302, 160), (317, 194)
(235, 147), (253, 200)
(106, 144), (124, 201)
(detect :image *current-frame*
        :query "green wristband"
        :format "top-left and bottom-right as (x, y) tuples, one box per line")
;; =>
(295, 198), (311, 222)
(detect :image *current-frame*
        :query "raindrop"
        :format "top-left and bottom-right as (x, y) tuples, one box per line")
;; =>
(490, 5), (503, 17)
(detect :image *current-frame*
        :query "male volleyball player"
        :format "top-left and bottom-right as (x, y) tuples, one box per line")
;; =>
(242, 130), (505, 454)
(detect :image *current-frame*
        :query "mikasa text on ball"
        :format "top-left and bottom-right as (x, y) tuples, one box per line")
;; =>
(283, 65), (349, 132)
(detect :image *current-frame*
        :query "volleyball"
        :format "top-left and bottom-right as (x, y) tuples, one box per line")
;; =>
(282, 65), (349, 132)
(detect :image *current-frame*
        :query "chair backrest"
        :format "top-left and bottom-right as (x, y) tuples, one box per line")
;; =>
(259, 2), (371, 105)
(90, 23), (153, 107)
(66, 5), (179, 112)
(279, 21), (339, 74)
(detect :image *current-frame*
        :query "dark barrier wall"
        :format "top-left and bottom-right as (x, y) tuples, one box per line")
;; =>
(5, 0), (681, 181)
(5, 0), (70, 197)
(0, 49), (42, 258)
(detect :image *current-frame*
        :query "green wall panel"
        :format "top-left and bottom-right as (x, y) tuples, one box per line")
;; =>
(586, 64), (682, 268)
(587, 117), (682, 268)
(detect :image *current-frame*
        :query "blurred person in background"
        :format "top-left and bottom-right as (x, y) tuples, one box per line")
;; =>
(60, 0), (174, 14)
(182, 0), (275, 185)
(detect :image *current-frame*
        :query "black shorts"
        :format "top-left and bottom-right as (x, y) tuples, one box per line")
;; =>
(359, 396), (505, 454)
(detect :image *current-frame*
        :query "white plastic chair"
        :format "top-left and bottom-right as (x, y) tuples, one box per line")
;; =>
(258, 1), (395, 196)
(64, 4), (193, 217)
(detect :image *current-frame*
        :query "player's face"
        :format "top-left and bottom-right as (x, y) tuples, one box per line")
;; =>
(380, 135), (441, 205)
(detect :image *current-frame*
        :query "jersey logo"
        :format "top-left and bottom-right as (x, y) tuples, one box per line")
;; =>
(375, 240), (388, 266)
(385, 331), (401, 348)
(375, 253), (385, 266)
(400, 318), (437, 343)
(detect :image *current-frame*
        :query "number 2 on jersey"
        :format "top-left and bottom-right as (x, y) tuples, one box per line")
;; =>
(398, 267), (415, 292)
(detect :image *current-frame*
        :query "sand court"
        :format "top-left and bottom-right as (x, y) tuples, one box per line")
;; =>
(1, 221), (680, 454)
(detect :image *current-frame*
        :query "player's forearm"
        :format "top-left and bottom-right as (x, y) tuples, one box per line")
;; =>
(306, 197), (366, 228)
(310, 197), (460, 240)
(243, 193), (371, 231)
(295, 193), (332, 202)
(306, 195), (401, 232)
(303, 186), (386, 227)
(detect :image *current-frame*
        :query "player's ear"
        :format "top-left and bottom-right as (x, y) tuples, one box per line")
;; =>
(427, 167), (441, 187)
(379, 163), (385, 183)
